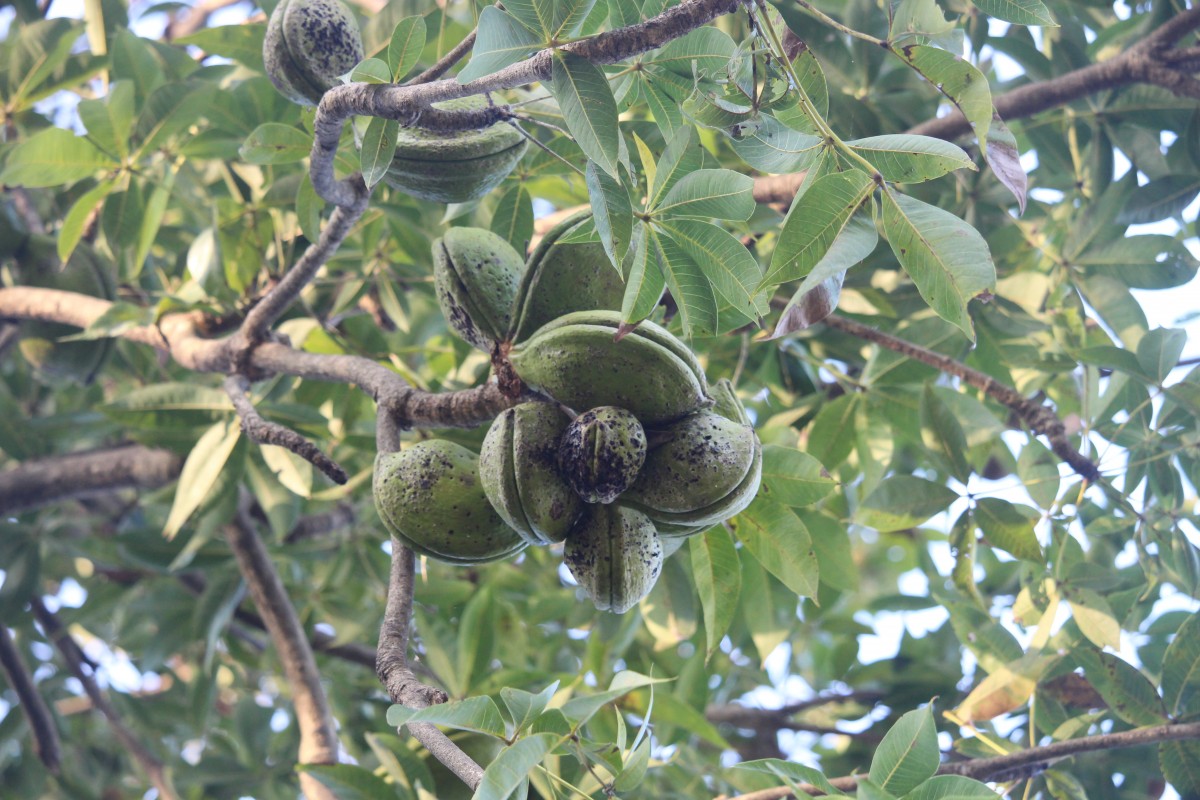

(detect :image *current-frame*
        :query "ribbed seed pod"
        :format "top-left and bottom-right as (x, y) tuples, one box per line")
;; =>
(508, 212), (625, 343)
(557, 407), (647, 504)
(374, 440), (527, 565)
(564, 504), (663, 614)
(479, 402), (582, 545)
(433, 227), (524, 351)
(263, 0), (364, 106)
(508, 310), (710, 424)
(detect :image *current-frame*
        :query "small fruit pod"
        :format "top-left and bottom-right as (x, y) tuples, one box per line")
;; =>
(384, 97), (528, 204)
(263, 0), (364, 106)
(479, 402), (583, 546)
(373, 440), (527, 565)
(508, 211), (625, 343)
(508, 310), (710, 425)
(433, 227), (524, 351)
(564, 504), (663, 614)
(557, 406), (647, 504)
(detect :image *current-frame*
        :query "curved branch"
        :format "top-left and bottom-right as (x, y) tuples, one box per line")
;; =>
(723, 721), (1200, 800)
(0, 444), (183, 516)
(224, 499), (340, 800)
(823, 314), (1100, 480)
(0, 623), (61, 773)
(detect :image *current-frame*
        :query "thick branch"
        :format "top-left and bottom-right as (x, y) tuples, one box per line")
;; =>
(0, 623), (61, 773)
(225, 500), (340, 800)
(31, 598), (180, 800)
(0, 444), (183, 516)
(224, 375), (348, 484)
(724, 721), (1200, 800)
(377, 539), (486, 790)
(823, 314), (1100, 480)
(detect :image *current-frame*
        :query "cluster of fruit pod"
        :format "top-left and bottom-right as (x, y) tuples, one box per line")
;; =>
(372, 215), (763, 613)
(264, 0), (526, 203)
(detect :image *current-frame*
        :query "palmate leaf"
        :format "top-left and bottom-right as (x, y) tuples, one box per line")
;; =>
(868, 706), (938, 796)
(898, 45), (992, 152)
(650, 227), (717, 337)
(881, 189), (995, 340)
(549, 51), (621, 179)
(387, 16), (426, 81)
(730, 114), (822, 174)
(968, 0), (1056, 26)
(653, 169), (755, 220)
(456, 7), (542, 84)
(848, 135), (975, 183)
(690, 526), (740, 659)
(649, 125), (704, 206)
(660, 219), (765, 320)
(648, 26), (737, 80)
(586, 161), (633, 264)
(504, 0), (595, 39)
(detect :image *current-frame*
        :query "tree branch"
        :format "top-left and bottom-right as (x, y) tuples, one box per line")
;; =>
(0, 444), (183, 516)
(163, 0), (243, 40)
(0, 623), (61, 773)
(224, 497), (340, 800)
(722, 721), (1200, 800)
(405, 29), (478, 86)
(377, 539), (486, 790)
(823, 314), (1100, 480)
(31, 598), (180, 800)
(224, 375), (348, 485)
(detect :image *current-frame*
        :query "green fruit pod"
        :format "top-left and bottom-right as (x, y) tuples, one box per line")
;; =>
(557, 406), (646, 504)
(508, 310), (710, 425)
(263, 0), (365, 106)
(564, 504), (663, 614)
(15, 237), (116, 387)
(384, 97), (527, 204)
(508, 211), (625, 343)
(433, 227), (524, 351)
(374, 440), (527, 565)
(479, 402), (583, 545)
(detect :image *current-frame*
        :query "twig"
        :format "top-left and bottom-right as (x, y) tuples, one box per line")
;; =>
(405, 29), (478, 85)
(377, 539), (486, 790)
(224, 497), (340, 800)
(723, 721), (1200, 800)
(0, 444), (183, 516)
(31, 598), (181, 800)
(285, 502), (355, 543)
(224, 375), (348, 485)
(823, 314), (1100, 481)
(164, 0), (243, 40)
(0, 623), (61, 773)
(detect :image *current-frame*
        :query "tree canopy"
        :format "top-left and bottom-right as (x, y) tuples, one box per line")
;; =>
(0, 0), (1199, 798)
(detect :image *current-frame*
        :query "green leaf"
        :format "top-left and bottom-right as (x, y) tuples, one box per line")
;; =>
(762, 170), (875, 289)
(1062, 585), (1121, 650)
(549, 52), (621, 179)
(654, 169), (755, 221)
(807, 394), (860, 469)
(1160, 739), (1200, 798)
(736, 759), (846, 796)
(650, 26), (737, 80)
(240, 123), (313, 165)
(559, 671), (669, 724)
(1163, 613), (1200, 719)
(472, 734), (557, 800)
(889, 0), (955, 42)
(760, 445), (835, 507)
(500, 681), (559, 736)
(901, 775), (1000, 800)
(730, 114), (821, 173)
(881, 189), (995, 340)
(7, 19), (81, 105)
(164, 420), (242, 540)
(690, 526), (741, 659)
(848, 135), (975, 183)
(640, 76), (683, 134)
(135, 81), (218, 156)
(177, 24), (267, 71)
(620, 225), (663, 325)
(361, 117), (400, 189)
(111, 30), (165, 102)
(855, 476), (959, 532)
(300, 763), (403, 800)
(387, 16), (427, 81)
(101, 182), (144, 253)
(385, 696), (507, 738)
(1075, 648), (1167, 727)
(351, 57), (393, 84)
(133, 170), (176, 279)
(650, 227), (717, 338)
(1117, 174), (1200, 225)
(732, 496), (819, 598)
(585, 161), (633, 264)
(1076, 235), (1198, 290)
(58, 179), (116, 263)
(504, 0), (596, 38)
(869, 706), (939, 796)
(78, 81), (134, 161)
(641, 551), (698, 649)
(490, 184), (535, 253)
(660, 219), (765, 319)
(0, 127), (116, 187)
(967, 0), (1056, 26)
(1136, 327), (1188, 384)
(898, 46), (992, 150)
(974, 498), (1042, 561)
(649, 125), (703, 206)
(456, 7), (541, 84)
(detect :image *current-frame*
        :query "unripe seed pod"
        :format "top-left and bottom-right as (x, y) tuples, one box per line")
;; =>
(374, 440), (526, 565)
(433, 227), (524, 351)
(558, 407), (647, 504)
(564, 504), (663, 614)
(263, 0), (364, 107)
(479, 402), (582, 545)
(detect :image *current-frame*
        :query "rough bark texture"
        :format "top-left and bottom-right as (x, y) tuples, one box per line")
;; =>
(0, 445), (183, 515)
